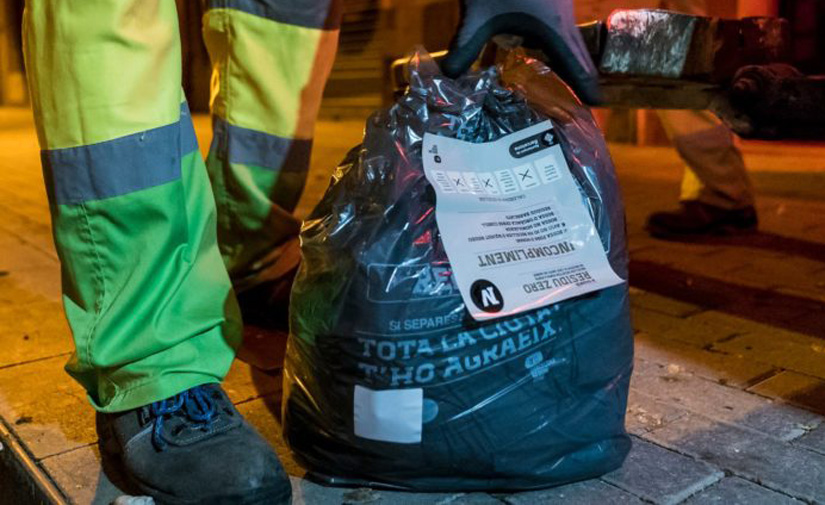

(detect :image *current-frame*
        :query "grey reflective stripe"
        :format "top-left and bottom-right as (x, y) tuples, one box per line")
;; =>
(206, 0), (341, 29)
(43, 103), (199, 205)
(210, 117), (312, 173)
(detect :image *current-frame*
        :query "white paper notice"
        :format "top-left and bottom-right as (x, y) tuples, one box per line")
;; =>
(423, 120), (624, 321)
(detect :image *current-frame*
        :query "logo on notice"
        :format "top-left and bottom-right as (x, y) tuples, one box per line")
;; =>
(509, 128), (559, 159)
(470, 279), (504, 313)
(428, 144), (442, 163)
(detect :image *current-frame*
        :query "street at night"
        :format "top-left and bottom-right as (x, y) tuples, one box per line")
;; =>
(1, 108), (823, 503)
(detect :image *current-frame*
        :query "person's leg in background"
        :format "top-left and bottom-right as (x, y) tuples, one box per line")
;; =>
(202, 0), (341, 330)
(646, 0), (758, 237)
(23, 1), (290, 502)
(649, 109), (757, 236)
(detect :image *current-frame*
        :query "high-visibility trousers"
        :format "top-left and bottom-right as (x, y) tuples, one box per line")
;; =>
(23, 0), (340, 412)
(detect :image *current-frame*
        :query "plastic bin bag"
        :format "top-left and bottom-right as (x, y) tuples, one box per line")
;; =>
(283, 49), (634, 491)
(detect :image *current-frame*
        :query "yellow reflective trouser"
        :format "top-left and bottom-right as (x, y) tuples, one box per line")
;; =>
(23, 0), (340, 412)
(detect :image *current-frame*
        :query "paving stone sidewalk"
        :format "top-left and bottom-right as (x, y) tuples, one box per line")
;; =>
(0, 108), (824, 504)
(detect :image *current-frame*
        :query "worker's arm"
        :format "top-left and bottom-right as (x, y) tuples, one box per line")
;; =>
(441, 0), (601, 104)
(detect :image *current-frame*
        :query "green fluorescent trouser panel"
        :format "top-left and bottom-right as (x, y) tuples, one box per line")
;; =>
(203, 3), (340, 280)
(24, 0), (240, 412)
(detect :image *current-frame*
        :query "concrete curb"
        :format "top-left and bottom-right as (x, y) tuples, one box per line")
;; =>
(0, 417), (68, 505)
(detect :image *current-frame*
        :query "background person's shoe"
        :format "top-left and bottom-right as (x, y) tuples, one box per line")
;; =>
(646, 201), (757, 239)
(97, 384), (291, 505)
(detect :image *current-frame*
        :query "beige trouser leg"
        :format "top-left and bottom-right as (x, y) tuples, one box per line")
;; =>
(657, 110), (754, 209)
(656, 0), (755, 209)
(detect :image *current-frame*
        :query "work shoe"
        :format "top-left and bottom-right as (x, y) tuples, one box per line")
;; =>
(97, 384), (291, 505)
(646, 200), (757, 239)
(234, 237), (301, 370)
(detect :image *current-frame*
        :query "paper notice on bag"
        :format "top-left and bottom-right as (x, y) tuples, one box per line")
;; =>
(423, 120), (624, 321)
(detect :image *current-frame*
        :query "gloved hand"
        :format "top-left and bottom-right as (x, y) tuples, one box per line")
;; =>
(441, 0), (601, 104)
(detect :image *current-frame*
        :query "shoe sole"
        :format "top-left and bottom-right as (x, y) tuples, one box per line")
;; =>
(130, 481), (291, 505)
(646, 222), (757, 241)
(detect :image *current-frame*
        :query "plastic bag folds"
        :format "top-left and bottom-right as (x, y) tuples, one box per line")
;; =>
(283, 49), (634, 492)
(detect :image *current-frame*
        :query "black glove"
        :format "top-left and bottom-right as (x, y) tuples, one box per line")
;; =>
(441, 0), (601, 104)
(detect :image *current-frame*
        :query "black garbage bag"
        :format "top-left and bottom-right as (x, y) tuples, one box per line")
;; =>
(283, 49), (634, 491)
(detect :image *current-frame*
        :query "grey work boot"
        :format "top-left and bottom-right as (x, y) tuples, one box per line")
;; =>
(646, 200), (757, 239)
(97, 384), (291, 505)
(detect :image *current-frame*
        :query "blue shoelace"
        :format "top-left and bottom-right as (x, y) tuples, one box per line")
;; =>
(150, 386), (217, 451)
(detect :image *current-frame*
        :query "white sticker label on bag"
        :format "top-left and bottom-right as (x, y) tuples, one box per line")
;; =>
(353, 385), (423, 443)
(423, 120), (625, 321)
